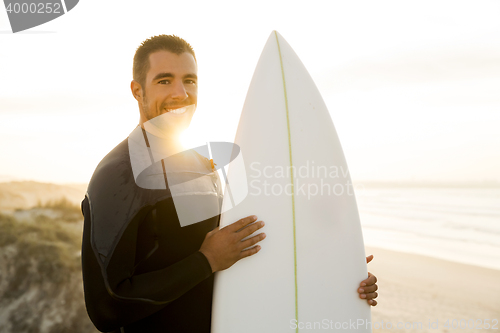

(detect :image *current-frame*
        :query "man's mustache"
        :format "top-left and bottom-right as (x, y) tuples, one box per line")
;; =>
(161, 100), (194, 110)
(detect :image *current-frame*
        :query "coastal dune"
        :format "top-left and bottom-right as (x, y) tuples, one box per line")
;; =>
(0, 181), (87, 211)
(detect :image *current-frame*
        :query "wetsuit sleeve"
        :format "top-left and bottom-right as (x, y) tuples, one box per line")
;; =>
(105, 207), (213, 303)
(81, 197), (213, 332)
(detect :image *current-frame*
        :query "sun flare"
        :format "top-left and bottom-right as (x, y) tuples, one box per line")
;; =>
(179, 127), (206, 150)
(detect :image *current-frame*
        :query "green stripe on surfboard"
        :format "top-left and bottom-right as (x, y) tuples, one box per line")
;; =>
(274, 30), (299, 332)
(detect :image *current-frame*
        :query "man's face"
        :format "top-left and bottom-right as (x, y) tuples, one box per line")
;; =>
(135, 50), (198, 135)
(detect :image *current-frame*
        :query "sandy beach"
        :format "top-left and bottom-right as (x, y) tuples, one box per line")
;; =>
(366, 246), (500, 332)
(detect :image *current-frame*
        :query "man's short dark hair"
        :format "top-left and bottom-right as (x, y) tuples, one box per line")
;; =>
(133, 35), (196, 89)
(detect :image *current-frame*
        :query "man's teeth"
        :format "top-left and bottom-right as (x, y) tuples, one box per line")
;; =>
(167, 107), (187, 114)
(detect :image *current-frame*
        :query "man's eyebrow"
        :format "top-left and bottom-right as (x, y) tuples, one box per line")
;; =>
(151, 73), (198, 81)
(152, 72), (174, 81)
(184, 74), (198, 80)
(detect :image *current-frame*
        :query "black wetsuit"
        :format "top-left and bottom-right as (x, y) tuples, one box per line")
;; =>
(81, 137), (220, 332)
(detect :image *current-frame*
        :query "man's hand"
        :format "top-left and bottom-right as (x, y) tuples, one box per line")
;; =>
(199, 215), (266, 273)
(358, 254), (378, 306)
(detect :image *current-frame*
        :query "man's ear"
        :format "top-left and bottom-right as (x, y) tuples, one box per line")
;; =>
(131, 80), (143, 101)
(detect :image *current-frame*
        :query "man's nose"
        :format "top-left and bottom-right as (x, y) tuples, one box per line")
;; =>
(171, 81), (188, 100)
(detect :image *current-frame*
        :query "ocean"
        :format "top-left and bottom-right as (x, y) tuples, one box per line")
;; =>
(355, 186), (500, 270)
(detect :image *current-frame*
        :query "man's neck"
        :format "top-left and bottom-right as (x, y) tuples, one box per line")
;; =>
(140, 124), (184, 156)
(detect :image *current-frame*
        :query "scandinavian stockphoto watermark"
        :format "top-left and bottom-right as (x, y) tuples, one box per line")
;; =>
(249, 161), (363, 199)
(289, 318), (499, 330)
(3, 0), (79, 33)
(129, 108), (364, 226)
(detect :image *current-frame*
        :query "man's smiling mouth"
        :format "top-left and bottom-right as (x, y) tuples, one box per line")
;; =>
(165, 105), (188, 114)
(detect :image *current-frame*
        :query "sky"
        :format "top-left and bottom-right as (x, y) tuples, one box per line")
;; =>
(0, 0), (499, 184)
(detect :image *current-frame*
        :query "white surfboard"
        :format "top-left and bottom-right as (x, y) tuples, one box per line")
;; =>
(211, 31), (371, 333)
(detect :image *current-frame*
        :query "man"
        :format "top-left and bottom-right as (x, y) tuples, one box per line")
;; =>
(81, 35), (378, 333)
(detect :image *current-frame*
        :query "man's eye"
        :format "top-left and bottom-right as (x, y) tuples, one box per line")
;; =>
(158, 80), (170, 84)
(185, 80), (196, 85)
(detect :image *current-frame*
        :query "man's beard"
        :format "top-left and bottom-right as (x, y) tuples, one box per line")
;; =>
(140, 96), (156, 121)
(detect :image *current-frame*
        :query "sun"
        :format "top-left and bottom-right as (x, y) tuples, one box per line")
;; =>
(179, 127), (206, 150)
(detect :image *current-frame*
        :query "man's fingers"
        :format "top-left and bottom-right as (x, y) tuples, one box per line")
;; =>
(237, 220), (265, 239)
(240, 232), (266, 249)
(359, 291), (378, 300)
(366, 292), (378, 300)
(230, 215), (259, 232)
(366, 254), (374, 264)
(239, 245), (261, 259)
(360, 272), (377, 286)
(358, 284), (378, 294)
(359, 271), (378, 305)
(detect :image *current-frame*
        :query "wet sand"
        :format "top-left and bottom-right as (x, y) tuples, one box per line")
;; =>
(366, 247), (500, 332)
